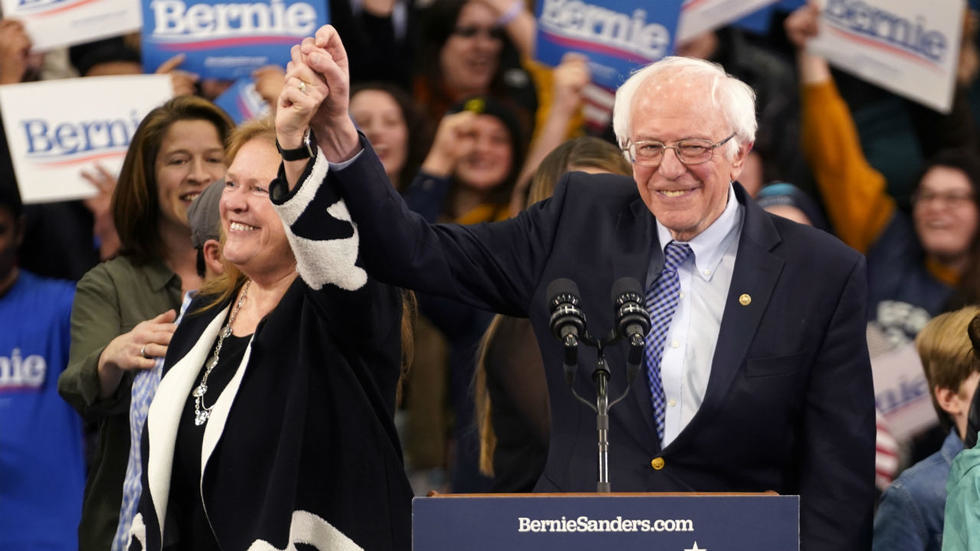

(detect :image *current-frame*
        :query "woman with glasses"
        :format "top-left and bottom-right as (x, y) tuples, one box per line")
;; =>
(414, 0), (537, 133)
(788, 5), (980, 347)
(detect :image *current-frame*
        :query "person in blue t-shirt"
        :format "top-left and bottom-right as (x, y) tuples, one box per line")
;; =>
(0, 181), (86, 551)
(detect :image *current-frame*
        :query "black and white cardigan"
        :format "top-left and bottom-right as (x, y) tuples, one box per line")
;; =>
(129, 145), (412, 550)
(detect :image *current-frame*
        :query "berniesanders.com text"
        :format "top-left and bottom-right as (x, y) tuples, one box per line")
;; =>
(517, 515), (694, 533)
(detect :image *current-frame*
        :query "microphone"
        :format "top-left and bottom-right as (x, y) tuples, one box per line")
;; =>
(611, 277), (650, 366)
(547, 279), (586, 368)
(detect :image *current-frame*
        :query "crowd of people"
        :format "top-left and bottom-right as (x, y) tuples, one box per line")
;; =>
(5, 0), (980, 549)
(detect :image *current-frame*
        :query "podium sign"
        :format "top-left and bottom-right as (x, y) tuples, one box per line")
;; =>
(414, 493), (799, 550)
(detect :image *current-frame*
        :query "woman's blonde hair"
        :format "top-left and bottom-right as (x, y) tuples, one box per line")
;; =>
(198, 116), (278, 311)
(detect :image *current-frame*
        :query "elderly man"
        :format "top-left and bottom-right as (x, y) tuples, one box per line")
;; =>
(276, 26), (875, 551)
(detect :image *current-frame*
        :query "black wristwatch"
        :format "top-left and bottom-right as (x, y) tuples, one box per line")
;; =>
(276, 127), (315, 161)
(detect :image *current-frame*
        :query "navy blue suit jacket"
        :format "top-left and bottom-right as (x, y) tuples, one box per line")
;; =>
(328, 138), (875, 551)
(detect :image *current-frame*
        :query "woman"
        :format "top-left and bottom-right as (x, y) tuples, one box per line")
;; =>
(788, 5), (980, 346)
(399, 94), (527, 491)
(58, 96), (233, 551)
(413, 0), (536, 129)
(128, 112), (412, 548)
(473, 136), (633, 491)
(349, 82), (430, 191)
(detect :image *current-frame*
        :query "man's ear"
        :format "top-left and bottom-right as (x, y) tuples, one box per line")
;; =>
(729, 140), (754, 181)
(936, 385), (964, 416)
(202, 239), (224, 277)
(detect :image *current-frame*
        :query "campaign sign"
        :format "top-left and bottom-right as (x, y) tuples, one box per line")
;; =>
(414, 494), (799, 551)
(872, 342), (938, 443)
(776, 0), (806, 10)
(141, 0), (328, 80)
(214, 78), (270, 124)
(806, 0), (964, 113)
(534, 0), (682, 90)
(0, 0), (142, 51)
(676, 0), (778, 42)
(732, 4), (776, 35)
(0, 75), (173, 204)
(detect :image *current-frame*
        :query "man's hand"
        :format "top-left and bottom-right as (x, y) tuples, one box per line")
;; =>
(299, 25), (360, 162)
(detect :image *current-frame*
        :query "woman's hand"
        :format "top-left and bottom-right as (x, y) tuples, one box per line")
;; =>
(277, 46), (329, 149)
(96, 309), (177, 398)
(784, 3), (819, 50)
(784, 3), (831, 84)
(421, 111), (477, 178)
(551, 52), (590, 115)
(253, 65), (286, 110)
(0, 19), (31, 85)
(80, 163), (120, 259)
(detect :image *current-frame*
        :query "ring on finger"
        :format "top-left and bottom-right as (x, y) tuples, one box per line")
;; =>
(298, 80), (309, 94)
(140, 344), (148, 358)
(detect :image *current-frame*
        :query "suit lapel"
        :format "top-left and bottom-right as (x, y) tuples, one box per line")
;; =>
(692, 190), (784, 428)
(614, 197), (663, 453)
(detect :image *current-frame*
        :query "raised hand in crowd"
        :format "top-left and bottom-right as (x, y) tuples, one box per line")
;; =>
(474, 0), (534, 58)
(252, 65), (287, 110)
(80, 163), (121, 260)
(420, 110), (478, 178)
(154, 53), (199, 97)
(510, 51), (589, 214)
(0, 19), (32, 85)
(96, 309), (177, 398)
(784, 2), (831, 84)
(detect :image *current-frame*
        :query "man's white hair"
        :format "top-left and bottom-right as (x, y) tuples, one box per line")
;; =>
(612, 56), (758, 160)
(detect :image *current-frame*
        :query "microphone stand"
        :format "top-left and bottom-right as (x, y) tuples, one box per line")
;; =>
(563, 331), (641, 493)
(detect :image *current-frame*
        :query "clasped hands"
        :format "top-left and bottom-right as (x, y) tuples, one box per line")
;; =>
(275, 25), (361, 164)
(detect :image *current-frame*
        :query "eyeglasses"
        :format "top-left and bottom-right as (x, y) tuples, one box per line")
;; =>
(622, 133), (736, 167)
(912, 189), (975, 208)
(452, 25), (506, 41)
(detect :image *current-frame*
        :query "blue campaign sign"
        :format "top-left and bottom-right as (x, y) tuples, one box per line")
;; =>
(774, 0), (806, 10)
(534, 0), (684, 90)
(733, 5), (775, 35)
(141, 0), (329, 80)
(214, 78), (270, 123)
(414, 493), (799, 551)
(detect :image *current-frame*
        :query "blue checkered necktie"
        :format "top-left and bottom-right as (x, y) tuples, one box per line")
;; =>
(644, 241), (693, 443)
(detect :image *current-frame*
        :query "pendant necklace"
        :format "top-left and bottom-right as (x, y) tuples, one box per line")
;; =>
(193, 280), (250, 426)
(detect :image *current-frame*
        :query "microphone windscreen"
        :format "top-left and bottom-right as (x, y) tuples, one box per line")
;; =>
(547, 278), (581, 305)
(611, 277), (643, 303)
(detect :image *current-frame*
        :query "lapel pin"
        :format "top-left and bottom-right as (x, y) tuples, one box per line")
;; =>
(738, 293), (751, 306)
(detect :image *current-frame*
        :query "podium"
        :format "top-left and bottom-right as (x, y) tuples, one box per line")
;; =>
(413, 492), (799, 550)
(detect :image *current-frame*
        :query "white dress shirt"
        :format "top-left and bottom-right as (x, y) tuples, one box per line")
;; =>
(647, 184), (744, 448)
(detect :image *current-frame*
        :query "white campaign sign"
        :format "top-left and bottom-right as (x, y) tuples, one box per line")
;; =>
(871, 342), (938, 443)
(0, 75), (173, 204)
(0, 0), (143, 51)
(807, 0), (965, 113)
(676, 0), (778, 42)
